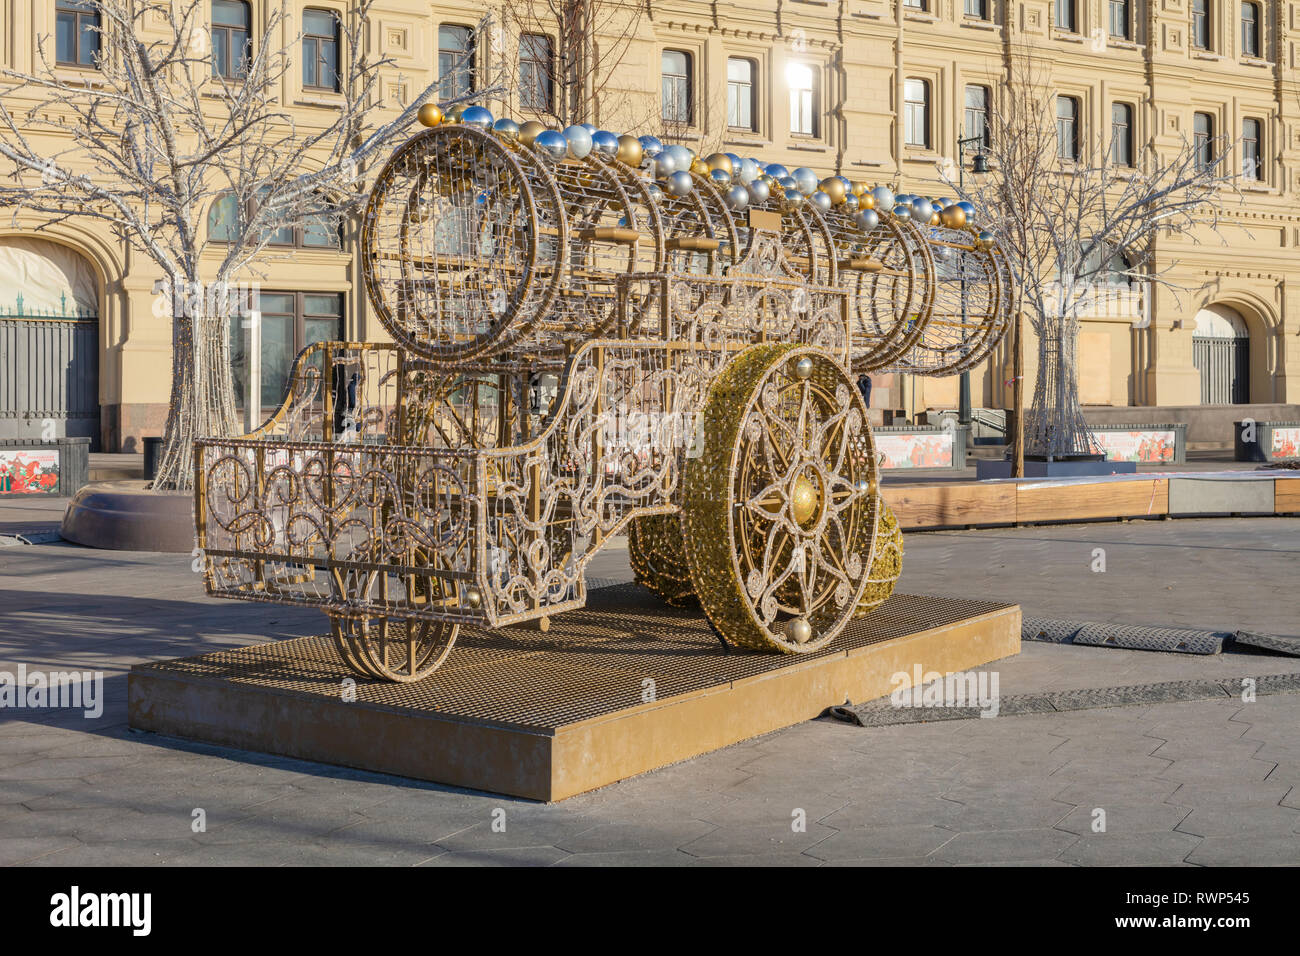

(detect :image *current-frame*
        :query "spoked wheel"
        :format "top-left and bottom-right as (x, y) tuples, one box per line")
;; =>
(855, 497), (904, 618)
(329, 613), (459, 683)
(683, 344), (879, 653)
(628, 513), (696, 607)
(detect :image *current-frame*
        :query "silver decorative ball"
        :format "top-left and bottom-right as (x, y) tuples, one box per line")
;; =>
(590, 129), (619, 159)
(809, 190), (832, 213)
(843, 193), (859, 211)
(794, 356), (815, 380)
(665, 169), (694, 196)
(562, 125), (593, 159)
(957, 200), (977, 220)
(739, 157), (761, 184)
(491, 118), (520, 141)
(870, 185), (895, 209)
(724, 152), (743, 175)
(646, 182), (665, 202)
(532, 129), (568, 162)
(854, 209), (880, 231)
(910, 197), (933, 224)
(637, 135), (663, 158)
(725, 183), (750, 210)
(782, 187), (805, 207)
(785, 617), (813, 645)
(778, 175), (798, 191)
(764, 163), (790, 180)
(579, 122), (597, 134)
(891, 203), (911, 218)
(746, 178), (771, 204)
(460, 105), (494, 129)
(792, 167), (818, 196)
(976, 230), (996, 250)
(709, 168), (732, 188)
(659, 144), (693, 178)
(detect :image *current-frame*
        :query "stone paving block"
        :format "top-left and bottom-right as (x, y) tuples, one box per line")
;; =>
(927, 827), (1079, 865)
(679, 822), (836, 858)
(552, 849), (701, 866)
(0, 835), (80, 866)
(821, 797), (963, 829)
(948, 798), (1076, 831)
(806, 824), (957, 862)
(1054, 803), (1191, 835)
(1175, 806), (1300, 838)
(1058, 830), (1202, 866)
(1186, 835), (1300, 866)
(555, 819), (717, 854)
(24, 839), (198, 866)
(419, 846), (570, 867)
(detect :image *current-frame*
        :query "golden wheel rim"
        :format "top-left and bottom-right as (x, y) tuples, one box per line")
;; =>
(329, 614), (459, 683)
(855, 496), (904, 618)
(683, 343), (879, 653)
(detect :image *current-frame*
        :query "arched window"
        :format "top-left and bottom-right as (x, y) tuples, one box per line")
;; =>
(1111, 102), (1134, 166)
(661, 50), (693, 125)
(904, 79), (930, 148)
(56, 0), (100, 68)
(302, 8), (340, 92)
(1191, 0), (1212, 50)
(1241, 2), (1261, 57)
(1056, 95), (1080, 161)
(438, 25), (474, 99)
(1193, 111), (1215, 170)
(1054, 0), (1077, 32)
(212, 0), (251, 79)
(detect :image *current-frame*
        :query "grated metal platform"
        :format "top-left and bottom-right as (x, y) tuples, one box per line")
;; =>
(129, 585), (1021, 800)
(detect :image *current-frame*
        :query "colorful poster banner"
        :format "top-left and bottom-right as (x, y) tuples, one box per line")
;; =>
(877, 432), (954, 470)
(1093, 429), (1176, 463)
(0, 449), (60, 494)
(1270, 427), (1300, 458)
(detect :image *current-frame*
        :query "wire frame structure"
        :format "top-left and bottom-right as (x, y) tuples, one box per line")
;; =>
(195, 117), (1015, 682)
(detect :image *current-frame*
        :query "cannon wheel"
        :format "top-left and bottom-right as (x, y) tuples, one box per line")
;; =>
(683, 344), (878, 653)
(330, 612), (459, 683)
(628, 513), (696, 607)
(855, 497), (903, 618)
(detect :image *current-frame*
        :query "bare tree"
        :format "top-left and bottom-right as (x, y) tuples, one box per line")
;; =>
(0, 0), (495, 490)
(498, 0), (645, 128)
(943, 48), (1238, 463)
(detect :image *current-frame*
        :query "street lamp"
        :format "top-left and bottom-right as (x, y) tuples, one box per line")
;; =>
(955, 127), (988, 427)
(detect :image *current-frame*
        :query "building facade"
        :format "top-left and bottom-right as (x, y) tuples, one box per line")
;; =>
(1, 0), (1297, 451)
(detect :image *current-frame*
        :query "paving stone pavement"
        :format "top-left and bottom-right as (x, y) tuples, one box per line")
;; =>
(1, 517), (1298, 866)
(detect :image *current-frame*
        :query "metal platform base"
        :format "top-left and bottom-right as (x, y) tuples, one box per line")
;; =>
(128, 586), (1021, 801)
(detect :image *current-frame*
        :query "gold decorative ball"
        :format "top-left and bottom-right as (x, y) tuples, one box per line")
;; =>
(465, 586), (483, 609)
(786, 617), (813, 646)
(929, 211), (941, 226)
(851, 180), (869, 197)
(940, 204), (967, 229)
(445, 103), (468, 124)
(616, 134), (643, 167)
(518, 120), (546, 147)
(794, 356), (815, 380)
(704, 152), (734, 176)
(975, 230), (995, 251)
(416, 103), (444, 128)
(690, 157), (709, 176)
(791, 474), (821, 527)
(820, 177), (847, 204)
(859, 191), (875, 210)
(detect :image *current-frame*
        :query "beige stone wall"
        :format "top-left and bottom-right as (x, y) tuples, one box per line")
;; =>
(3, 0), (1296, 449)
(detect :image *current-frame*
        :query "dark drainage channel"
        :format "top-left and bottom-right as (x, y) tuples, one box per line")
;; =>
(1022, 618), (1300, 657)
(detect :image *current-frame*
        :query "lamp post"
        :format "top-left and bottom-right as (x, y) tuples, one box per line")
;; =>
(955, 128), (989, 428)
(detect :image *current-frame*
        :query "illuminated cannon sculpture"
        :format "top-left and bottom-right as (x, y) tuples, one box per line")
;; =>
(194, 105), (1013, 681)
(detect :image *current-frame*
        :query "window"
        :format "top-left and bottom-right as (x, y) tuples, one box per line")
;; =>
(302, 9), (339, 92)
(1056, 95), (1080, 161)
(1242, 117), (1262, 180)
(904, 79), (930, 148)
(964, 85), (990, 150)
(964, 0), (989, 18)
(1109, 0), (1131, 39)
(438, 25), (474, 99)
(661, 50), (693, 125)
(904, 0), (926, 8)
(1192, 0), (1211, 50)
(519, 34), (552, 112)
(56, 0), (100, 68)
(230, 292), (344, 411)
(211, 0), (251, 80)
(1241, 2), (1261, 57)
(1111, 102), (1134, 166)
(788, 61), (819, 136)
(1054, 0), (1077, 32)
(208, 191), (342, 248)
(1193, 111), (1215, 170)
(727, 58), (757, 131)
